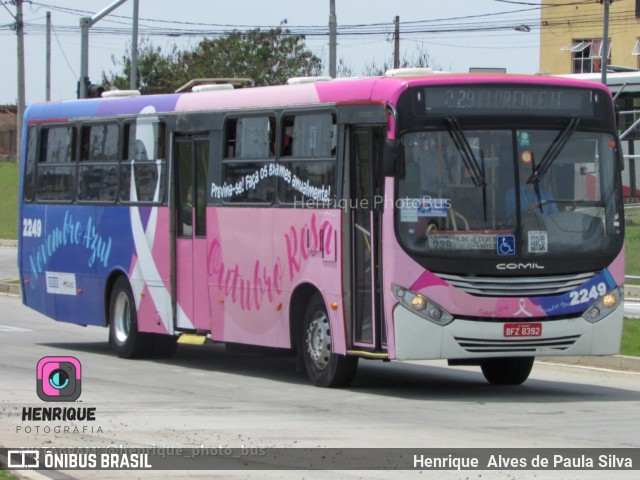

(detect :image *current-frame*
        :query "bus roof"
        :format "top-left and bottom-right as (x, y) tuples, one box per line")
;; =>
(25, 73), (612, 123)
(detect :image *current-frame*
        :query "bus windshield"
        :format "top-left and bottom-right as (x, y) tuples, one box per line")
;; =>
(396, 125), (622, 262)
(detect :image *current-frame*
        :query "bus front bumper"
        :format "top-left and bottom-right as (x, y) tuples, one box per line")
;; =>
(392, 302), (624, 361)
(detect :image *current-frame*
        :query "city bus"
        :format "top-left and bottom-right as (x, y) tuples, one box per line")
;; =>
(17, 71), (625, 387)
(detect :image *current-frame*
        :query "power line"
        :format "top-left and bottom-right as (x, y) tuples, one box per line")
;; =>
(21, 0), (598, 34)
(0, 0), (16, 20)
(26, 0), (549, 35)
(495, 0), (597, 5)
(3, 0), (632, 57)
(11, 9), (634, 40)
(10, 4), (627, 39)
(51, 23), (75, 77)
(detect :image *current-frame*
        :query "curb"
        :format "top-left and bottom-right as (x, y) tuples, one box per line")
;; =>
(625, 285), (640, 299)
(0, 239), (19, 295)
(0, 280), (20, 296)
(538, 355), (640, 372)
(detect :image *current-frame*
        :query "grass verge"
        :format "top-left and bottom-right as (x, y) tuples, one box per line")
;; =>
(0, 468), (21, 480)
(0, 160), (18, 240)
(624, 207), (640, 284)
(621, 318), (640, 356)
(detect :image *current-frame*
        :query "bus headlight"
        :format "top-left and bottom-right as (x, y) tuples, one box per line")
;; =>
(584, 286), (624, 324)
(602, 293), (617, 308)
(392, 284), (454, 326)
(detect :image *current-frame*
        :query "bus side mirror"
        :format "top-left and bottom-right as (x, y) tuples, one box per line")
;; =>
(382, 139), (400, 177)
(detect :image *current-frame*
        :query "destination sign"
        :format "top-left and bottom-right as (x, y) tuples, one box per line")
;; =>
(420, 86), (597, 117)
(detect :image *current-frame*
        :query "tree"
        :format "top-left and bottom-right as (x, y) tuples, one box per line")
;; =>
(363, 43), (442, 77)
(102, 23), (323, 93)
(182, 24), (323, 86)
(102, 38), (183, 95)
(336, 58), (353, 78)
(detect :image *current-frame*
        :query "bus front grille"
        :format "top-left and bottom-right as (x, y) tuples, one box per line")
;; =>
(437, 272), (596, 297)
(454, 335), (581, 353)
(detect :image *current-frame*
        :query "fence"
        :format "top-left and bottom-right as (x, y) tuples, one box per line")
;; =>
(620, 110), (640, 203)
(0, 130), (17, 157)
(619, 110), (640, 282)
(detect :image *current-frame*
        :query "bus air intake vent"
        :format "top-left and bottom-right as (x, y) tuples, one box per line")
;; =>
(436, 272), (596, 297)
(454, 335), (581, 353)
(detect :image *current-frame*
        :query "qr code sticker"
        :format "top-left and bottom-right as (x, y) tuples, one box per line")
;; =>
(528, 231), (548, 253)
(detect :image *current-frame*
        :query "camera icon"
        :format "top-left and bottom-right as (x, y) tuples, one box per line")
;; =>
(36, 357), (82, 402)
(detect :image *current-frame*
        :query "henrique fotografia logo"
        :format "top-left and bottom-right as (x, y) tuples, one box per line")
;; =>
(37, 357), (82, 402)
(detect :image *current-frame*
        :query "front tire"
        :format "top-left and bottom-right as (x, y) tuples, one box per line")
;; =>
(109, 276), (151, 358)
(302, 294), (358, 388)
(480, 357), (534, 385)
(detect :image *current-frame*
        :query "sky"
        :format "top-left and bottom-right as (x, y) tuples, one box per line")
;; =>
(0, 0), (543, 104)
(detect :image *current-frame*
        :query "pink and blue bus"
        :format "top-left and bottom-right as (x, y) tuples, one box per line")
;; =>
(18, 71), (625, 387)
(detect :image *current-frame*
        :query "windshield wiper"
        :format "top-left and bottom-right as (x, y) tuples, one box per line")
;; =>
(527, 117), (580, 187)
(527, 117), (579, 213)
(446, 117), (486, 187)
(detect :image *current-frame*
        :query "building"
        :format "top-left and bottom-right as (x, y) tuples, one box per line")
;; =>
(540, 0), (640, 74)
(0, 105), (17, 158)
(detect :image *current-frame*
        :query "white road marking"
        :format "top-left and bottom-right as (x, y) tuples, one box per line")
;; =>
(0, 325), (33, 332)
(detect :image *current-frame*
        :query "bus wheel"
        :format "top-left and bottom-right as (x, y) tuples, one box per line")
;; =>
(480, 357), (534, 385)
(302, 294), (358, 388)
(109, 277), (150, 359)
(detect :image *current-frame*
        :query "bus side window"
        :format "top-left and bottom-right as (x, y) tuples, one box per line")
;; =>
(35, 125), (77, 202)
(78, 123), (119, 202)
(121, 121), (166, 203)
(23, 127), (38, 202)
(278, 112), (337, 206)
(281, 117), (294, 157)
(222, 116), (276, 204)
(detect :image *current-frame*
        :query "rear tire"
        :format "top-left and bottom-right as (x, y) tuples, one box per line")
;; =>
(480, 357), (534, 385)
(108, 277), (151, 358)
(301, 294), (358, 388)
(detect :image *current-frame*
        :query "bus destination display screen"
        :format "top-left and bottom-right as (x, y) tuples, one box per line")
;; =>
(419, 86), (598, 117)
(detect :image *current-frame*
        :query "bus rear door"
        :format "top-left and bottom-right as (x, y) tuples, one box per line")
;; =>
(174, 135), (210, 331)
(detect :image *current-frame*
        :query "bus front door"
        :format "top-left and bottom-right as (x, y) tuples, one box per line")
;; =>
(174, 135), (210, 331)
(348, 127), (386, 352)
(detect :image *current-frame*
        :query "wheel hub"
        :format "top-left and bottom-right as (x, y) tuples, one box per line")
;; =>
(306, 311), (331, 370)
(113, 292), (131, 344)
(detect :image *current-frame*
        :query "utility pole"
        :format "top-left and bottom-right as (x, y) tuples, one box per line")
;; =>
(46, 11), (51, 101)
(16, 0), (25, 164)
(79, 0), (129, 99)
(329, 0), (337, 78)
(600, 0), (611, 85)
(130, 0), (139, 89)
(393, 16), (400, 69)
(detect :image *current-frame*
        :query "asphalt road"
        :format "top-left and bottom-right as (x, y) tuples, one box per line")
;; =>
(0, 245), (18, 280)
(1, 293), (640, 480)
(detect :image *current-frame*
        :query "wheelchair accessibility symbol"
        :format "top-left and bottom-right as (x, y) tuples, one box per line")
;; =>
(497, 235), (516, 256)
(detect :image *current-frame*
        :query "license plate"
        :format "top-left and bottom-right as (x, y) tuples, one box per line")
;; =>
(503, 323), (542, 337)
